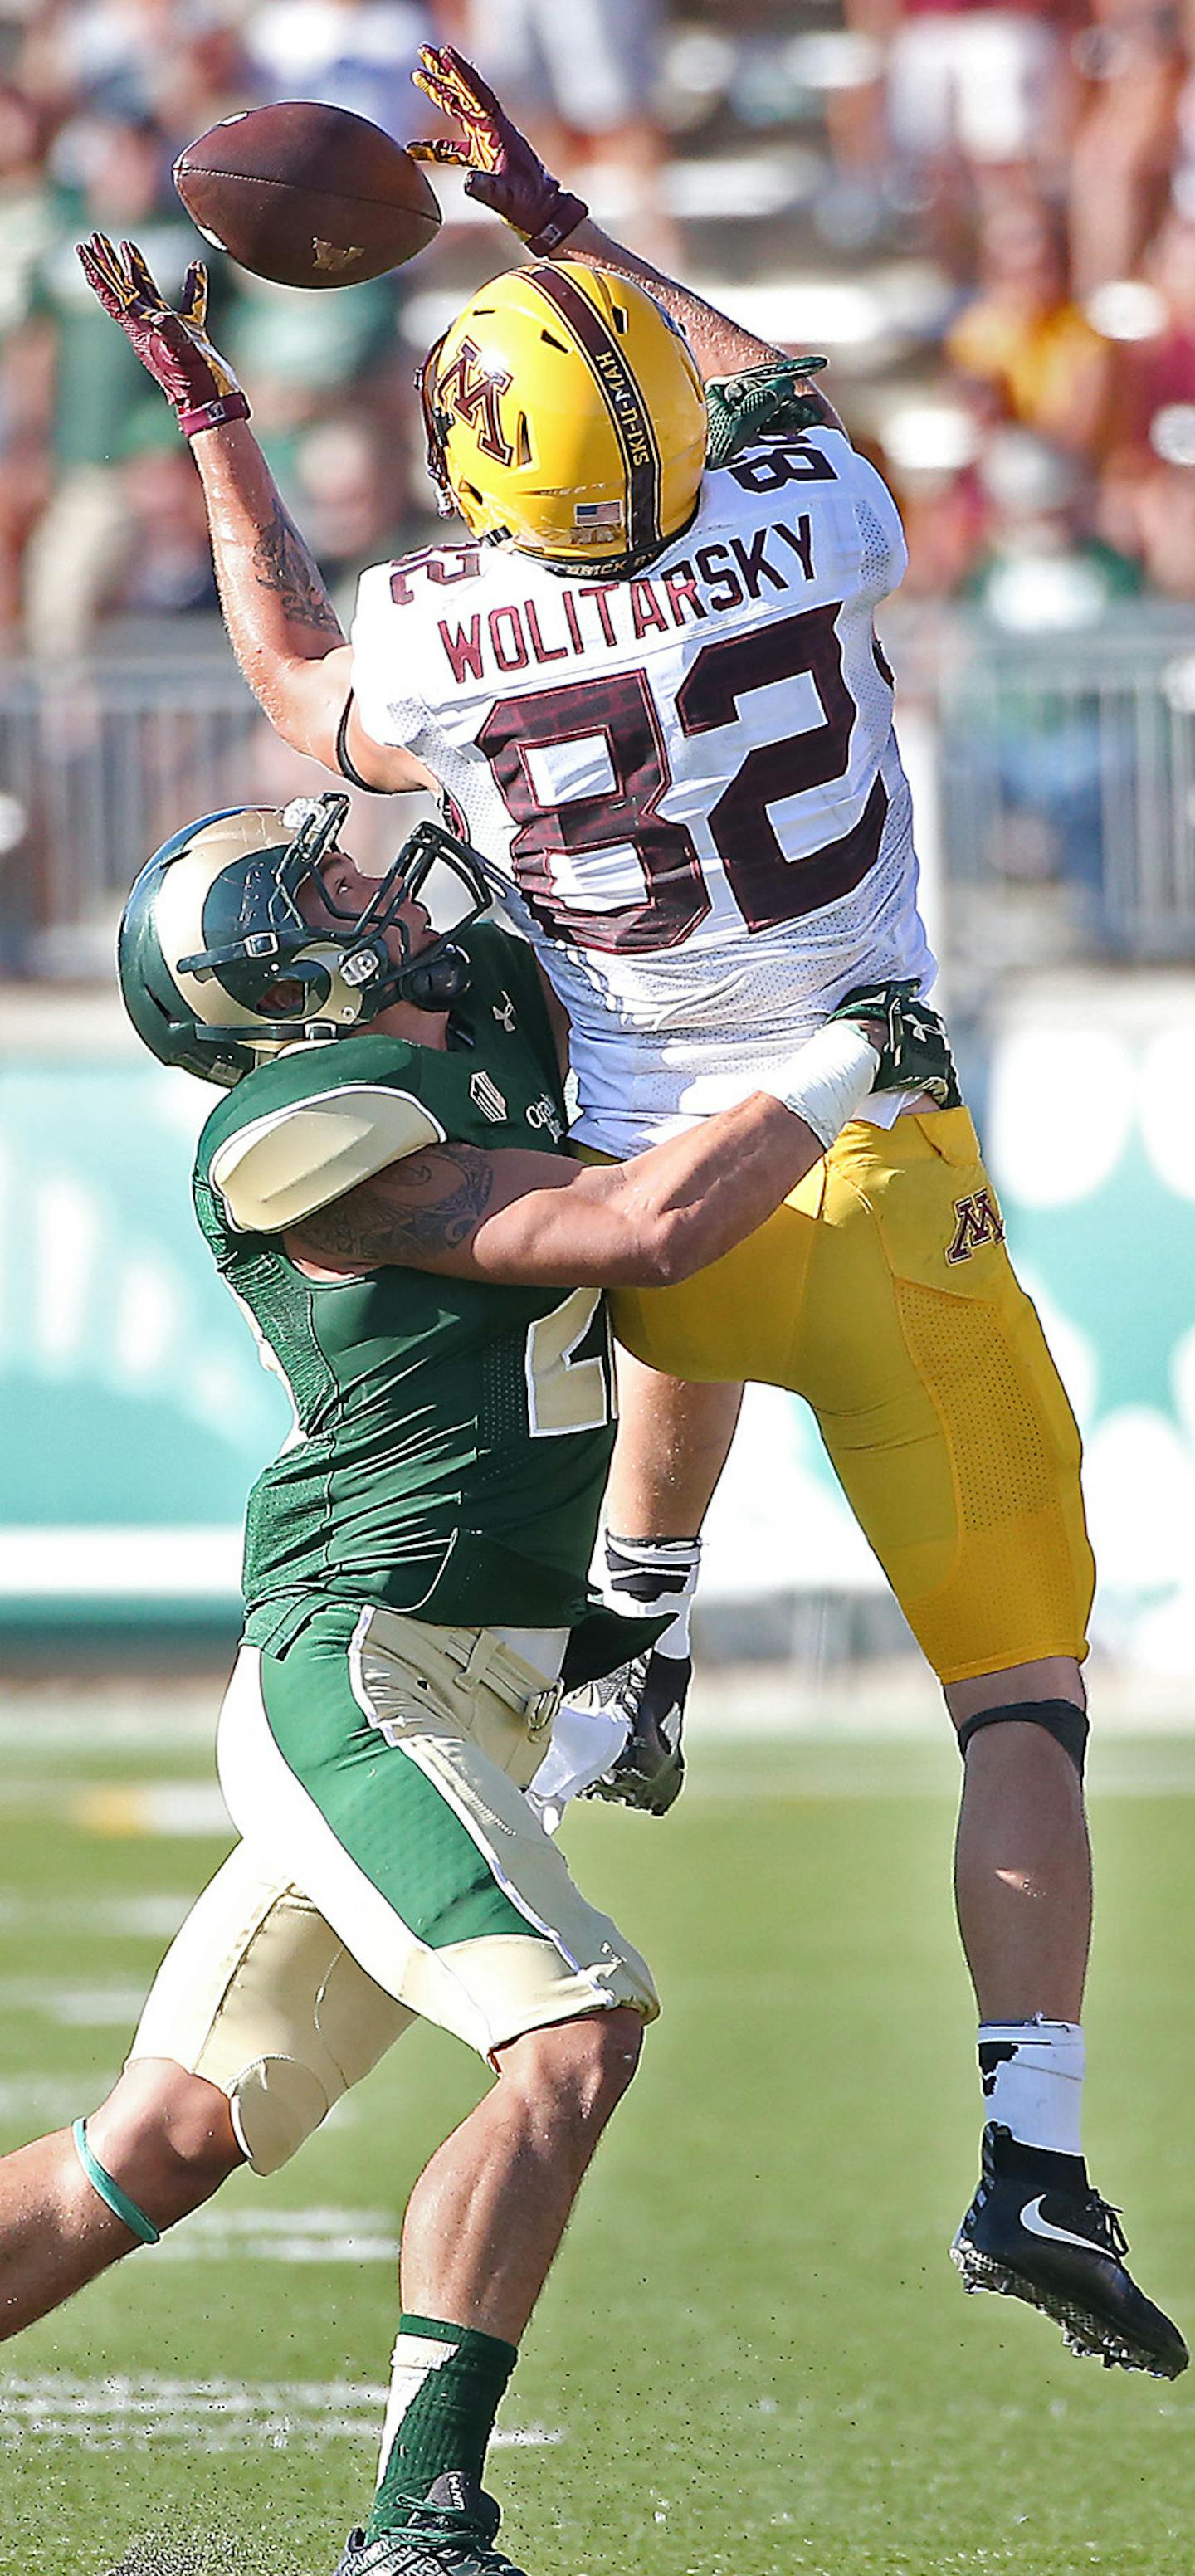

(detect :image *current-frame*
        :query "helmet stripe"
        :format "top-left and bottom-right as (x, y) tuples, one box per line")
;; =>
(523, 266), (662, 560)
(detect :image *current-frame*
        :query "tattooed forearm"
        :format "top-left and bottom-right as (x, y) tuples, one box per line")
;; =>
(566, 222), (842, 425)
(251, 500), (344, 639)
(566, 222), (784, 380)
(290, 1147), (499, 1271)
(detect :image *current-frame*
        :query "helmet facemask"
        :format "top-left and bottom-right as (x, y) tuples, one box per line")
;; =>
(417, 332), (463, 522)
(120, 794), (493, 1086)
(176, 793), (491, 1043)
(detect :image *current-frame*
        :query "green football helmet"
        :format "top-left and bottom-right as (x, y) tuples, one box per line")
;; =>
(117, 792), (490, 1086)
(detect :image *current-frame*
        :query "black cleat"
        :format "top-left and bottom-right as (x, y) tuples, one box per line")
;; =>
(952, 2122), (1188, 2378)
(334, 2474), (529, 2576)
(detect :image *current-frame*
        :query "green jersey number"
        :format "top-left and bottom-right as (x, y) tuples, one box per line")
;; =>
(525, 1288), (615, 1438)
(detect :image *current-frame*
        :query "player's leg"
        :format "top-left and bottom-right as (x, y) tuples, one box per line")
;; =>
(213, 1606), (656, 2569)
(0, 2055), (241, 2340)
(142, 1903), (638, 2574)
(0, 1833), (395, 2339)
(592, 1199), (820, 1817)
(0, 1832), (414, 2341)
(938, 1646), (1170, 2365)
(578, 1351), (744, 1811)
(948, 1652), (1090, 2030)
(604, 1110), (1184, 2370)
(604, 1347), (744, 1539)
(794, 1106), (1184, 2374)
(398, 2009), (642, 2344)
(603, 1143), (1096, 2015)
(0, 1753), (643, 2574)
(349, 2008), (641, 2576)
(794, 1113), (1096, 2022)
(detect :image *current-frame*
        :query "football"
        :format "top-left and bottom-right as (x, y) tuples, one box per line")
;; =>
(173, 101), (441, 290)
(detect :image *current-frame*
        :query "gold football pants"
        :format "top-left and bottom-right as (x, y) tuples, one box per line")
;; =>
(600, 1108), (1094, 1686)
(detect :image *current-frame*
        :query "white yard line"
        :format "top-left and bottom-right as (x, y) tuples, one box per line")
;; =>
(0, 2075), (95, 2125)
(0, 1895), (193, 1938)
(0, 1700), (213, 1753)
(71, 1785), (233, 1838)
(0, 1978), (148, 2027)
(0, 1783), (231, 1835)
(157, 2204), (402, 2267)
(0, 2375), (563, 2453)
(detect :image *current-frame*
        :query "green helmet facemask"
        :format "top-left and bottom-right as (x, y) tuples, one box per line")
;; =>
(118, 793), (491, 1086)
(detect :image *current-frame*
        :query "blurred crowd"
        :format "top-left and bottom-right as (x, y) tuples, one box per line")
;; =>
(4, 0), (1195, 653)
(852, 0), (1195, 613)
(0, 0), (678, 651)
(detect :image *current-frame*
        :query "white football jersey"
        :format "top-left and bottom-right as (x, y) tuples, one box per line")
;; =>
(350, 427), (934, 1154)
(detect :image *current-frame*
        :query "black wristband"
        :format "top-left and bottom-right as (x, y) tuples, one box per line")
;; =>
(334, 690), (387, 794)
(526, 191), (588, 254)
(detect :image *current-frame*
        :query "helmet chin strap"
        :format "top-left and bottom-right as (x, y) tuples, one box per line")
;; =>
(324, 932), (471, 1024)
(394, 944), (471, 1012)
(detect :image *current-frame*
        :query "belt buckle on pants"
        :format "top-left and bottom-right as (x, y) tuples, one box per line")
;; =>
(525, 1681), (563, 1735)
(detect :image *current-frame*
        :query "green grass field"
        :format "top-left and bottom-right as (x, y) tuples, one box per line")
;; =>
(2, 1715), (1194, 2576)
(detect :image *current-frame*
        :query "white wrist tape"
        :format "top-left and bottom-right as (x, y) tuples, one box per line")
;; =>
(763, 1021), (880, 1150)
(605, 1533), (701, 1661)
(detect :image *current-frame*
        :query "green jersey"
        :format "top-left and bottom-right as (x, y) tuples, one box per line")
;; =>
(193, 925), (618, 1638)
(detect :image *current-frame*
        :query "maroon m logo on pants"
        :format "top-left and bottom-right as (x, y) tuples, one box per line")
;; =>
(947, 1189), (1006, 1265)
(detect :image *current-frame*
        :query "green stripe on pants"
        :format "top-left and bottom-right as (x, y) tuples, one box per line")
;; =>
(257, 1603), (539, 1952)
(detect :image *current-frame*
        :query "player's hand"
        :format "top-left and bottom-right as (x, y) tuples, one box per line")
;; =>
(410, 44), (588, 252)
(832, 980), (960, 1106)
(581, 1649), (689, 1817)
(705, 360), (832, 465)
(76, 234), (249, 438)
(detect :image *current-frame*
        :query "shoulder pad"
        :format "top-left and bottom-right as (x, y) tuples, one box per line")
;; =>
(210, 1082), (446, 1234)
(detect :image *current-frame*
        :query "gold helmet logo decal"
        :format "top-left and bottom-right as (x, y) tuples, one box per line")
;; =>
(438, 336), (514, 465)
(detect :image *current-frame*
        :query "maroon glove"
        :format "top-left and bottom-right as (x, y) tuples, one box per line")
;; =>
(410, 45), (587, 254)
(77, 233), (250, 439)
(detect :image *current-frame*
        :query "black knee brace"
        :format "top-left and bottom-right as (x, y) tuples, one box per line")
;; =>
(956, 1699), (1089, 1779)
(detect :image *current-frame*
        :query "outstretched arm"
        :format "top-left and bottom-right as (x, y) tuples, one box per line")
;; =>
(288, 1091), (833, 1290)
(563, 221), (846, 433)
(188, 418), (432, 789)
(76, 235), (428, 792)
(285, 987), (955, 1286)
(564, 216), (845, 411)
(410, 44), (846, 426)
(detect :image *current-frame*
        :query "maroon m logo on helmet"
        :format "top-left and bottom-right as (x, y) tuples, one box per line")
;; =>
(437, 337), (514, 466)
(947, 1188), (1007, 1265)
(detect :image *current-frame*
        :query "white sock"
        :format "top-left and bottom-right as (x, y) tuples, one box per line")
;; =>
(375, 2331), (458, 2486)
(603, 1533), (701, 1661)
(978, 2017), (1085, 2159)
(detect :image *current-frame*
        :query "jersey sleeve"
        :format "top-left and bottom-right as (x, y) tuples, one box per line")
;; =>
(349, 561), (433, 755)
(209, 1083), (447, 1234)
(847, 450), (909, 605)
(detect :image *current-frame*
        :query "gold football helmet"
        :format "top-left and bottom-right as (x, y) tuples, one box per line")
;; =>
(418, 261), (708, 572)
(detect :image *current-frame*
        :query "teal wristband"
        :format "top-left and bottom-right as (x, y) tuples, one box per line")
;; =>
(71, 2118), (160, 2247)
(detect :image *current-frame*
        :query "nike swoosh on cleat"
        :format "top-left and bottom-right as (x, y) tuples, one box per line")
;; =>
(1020, 2196), (1107, 2255)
